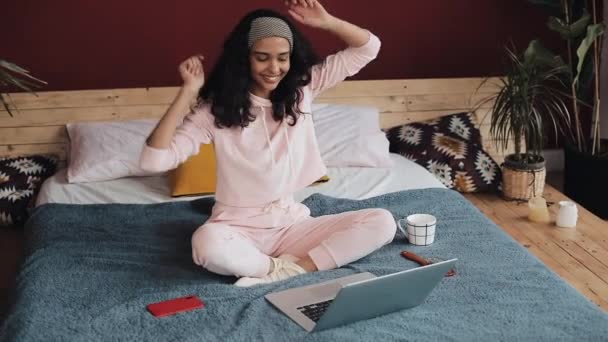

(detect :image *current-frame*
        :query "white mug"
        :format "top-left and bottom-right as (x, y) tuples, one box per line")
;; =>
(556, 201), (578, 228)
(397, 214), (437, 246)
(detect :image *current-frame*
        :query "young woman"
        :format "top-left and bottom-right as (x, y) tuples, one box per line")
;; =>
(140, 0), (396, 287)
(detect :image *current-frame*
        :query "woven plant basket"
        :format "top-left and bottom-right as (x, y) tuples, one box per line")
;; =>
(501, 156), (546, 200)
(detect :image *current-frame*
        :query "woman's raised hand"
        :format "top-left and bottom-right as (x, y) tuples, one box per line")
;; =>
(179, 55), (205, 93)
(285, 0), (335, 30)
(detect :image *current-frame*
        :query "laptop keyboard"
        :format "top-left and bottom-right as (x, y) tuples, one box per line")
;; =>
(297, 299), (334, 322)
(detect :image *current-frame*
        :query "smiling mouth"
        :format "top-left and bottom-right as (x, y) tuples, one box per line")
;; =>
(262, 75), (281, 83)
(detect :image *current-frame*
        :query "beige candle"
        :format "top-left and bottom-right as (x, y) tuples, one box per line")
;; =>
(528, 196), (551, 223)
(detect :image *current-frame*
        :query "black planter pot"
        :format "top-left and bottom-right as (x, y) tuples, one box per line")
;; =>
(563, 140), (608, 219)
(504, 154), (546, 170)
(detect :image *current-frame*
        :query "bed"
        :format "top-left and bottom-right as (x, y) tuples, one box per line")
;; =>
(1, 78), (606, 341)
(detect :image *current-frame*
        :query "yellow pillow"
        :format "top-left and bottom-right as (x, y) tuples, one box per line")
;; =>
(169, 144), (330, 197)
(170, 144), (217, 197)
(310, 174), (330, 186)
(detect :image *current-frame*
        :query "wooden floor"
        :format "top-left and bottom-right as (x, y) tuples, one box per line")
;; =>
(465, 185), (608, 312)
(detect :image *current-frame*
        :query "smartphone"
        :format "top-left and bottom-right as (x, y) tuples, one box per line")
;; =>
(147, 295), (205, 318)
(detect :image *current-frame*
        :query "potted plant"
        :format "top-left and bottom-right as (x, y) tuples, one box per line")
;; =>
(527, 0), (607, 218)
(476, 40), (574, 200)
(0, 59), (46, 116)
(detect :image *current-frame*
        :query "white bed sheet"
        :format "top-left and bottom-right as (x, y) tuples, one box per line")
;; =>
(35, 153), (445, 206)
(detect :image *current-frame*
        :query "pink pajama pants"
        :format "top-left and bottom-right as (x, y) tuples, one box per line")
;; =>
(191, 197), (397, 277)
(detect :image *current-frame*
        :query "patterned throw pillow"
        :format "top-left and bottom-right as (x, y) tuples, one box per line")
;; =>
(0, 155), (58, 227)
(385, 112), (501, 193)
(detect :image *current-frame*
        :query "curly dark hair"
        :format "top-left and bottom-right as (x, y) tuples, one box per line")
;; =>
(198, 9), (319, 129)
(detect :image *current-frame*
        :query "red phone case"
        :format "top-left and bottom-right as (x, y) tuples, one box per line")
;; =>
(147, 295), (205, 317)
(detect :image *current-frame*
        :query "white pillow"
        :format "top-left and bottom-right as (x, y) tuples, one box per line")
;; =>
(66, 119), (161, 183)
(66, 104), (391, 183)
(312, 103), (392, 168)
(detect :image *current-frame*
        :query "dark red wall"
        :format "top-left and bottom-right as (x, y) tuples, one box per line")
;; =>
(2, 0), (559, 91)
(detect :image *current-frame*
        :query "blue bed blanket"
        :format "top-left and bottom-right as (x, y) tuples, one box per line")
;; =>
(1, 188), (606, 341)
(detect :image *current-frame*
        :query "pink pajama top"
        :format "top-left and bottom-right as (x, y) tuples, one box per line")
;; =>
(140, 32), (380, 227)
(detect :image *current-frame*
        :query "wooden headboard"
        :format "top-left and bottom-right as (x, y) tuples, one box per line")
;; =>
(0, 77), (511, 164)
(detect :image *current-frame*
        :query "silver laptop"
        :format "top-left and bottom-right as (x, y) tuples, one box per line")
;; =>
(265, 258), (457, 332)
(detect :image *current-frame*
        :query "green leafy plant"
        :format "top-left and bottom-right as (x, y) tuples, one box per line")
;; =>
(0, 59), (47, 117)
(477, 40), (574, 165)
(527, 0), (605, 156)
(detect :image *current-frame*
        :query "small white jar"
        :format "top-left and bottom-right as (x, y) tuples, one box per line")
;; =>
(556, 201), (578, 228)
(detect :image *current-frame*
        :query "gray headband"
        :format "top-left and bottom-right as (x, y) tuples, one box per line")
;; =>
(248, 17), (293, 51)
